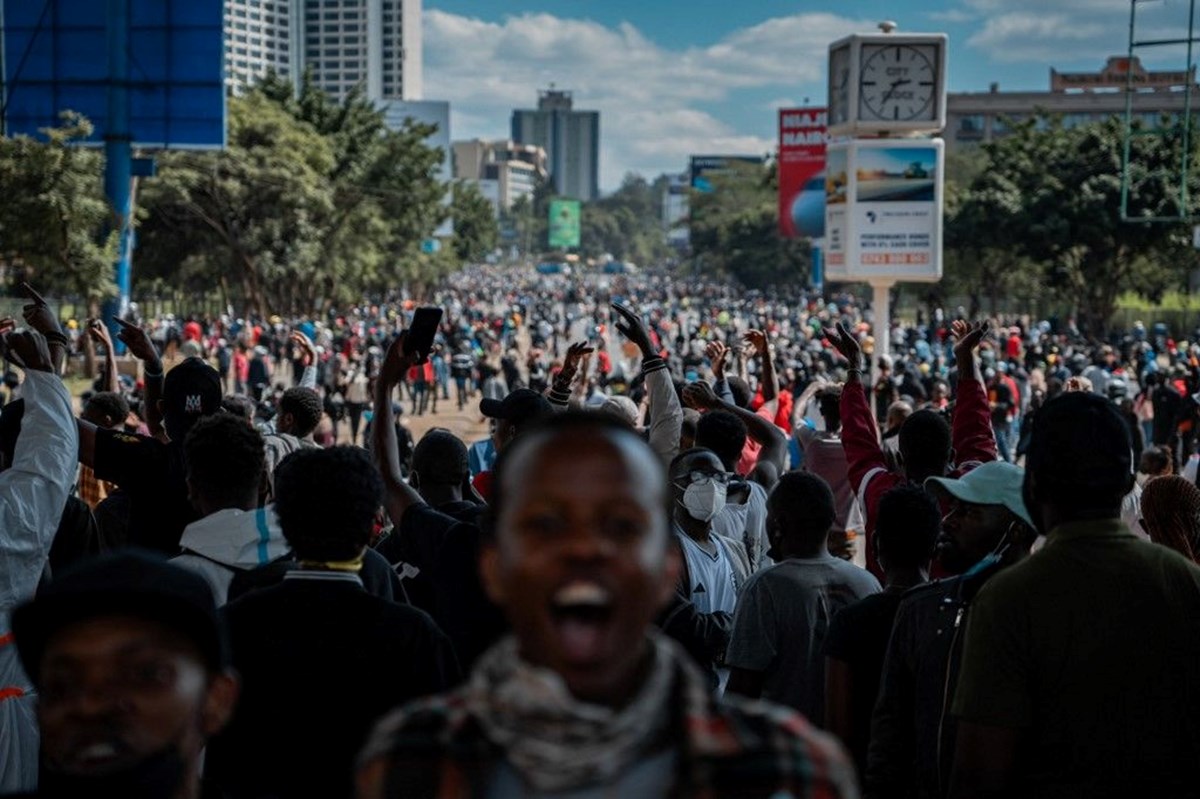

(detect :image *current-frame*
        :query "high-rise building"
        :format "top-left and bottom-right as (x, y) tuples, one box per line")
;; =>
(224, 0), (302, 93)
(453, 139), (547, 213)
(511, 90), (600, 201)
(222, 0), (423, 102)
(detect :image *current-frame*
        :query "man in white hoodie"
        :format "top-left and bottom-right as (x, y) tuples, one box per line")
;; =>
(173, 414), (288, 604)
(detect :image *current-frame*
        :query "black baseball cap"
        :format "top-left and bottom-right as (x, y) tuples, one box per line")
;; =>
(480, 388), (554, 428)
(162, 357), (222, 419)
(12, 550), (230, 683)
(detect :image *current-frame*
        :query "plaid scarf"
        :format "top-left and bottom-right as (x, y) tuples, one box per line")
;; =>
(464, 634), (675, 793)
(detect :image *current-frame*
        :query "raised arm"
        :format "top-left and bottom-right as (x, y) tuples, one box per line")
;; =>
(0, 330), (79, 577)
(824, 323), (888, 491)
(745, 329), (777, 404)
(115, 318), (166, 441)
(950, 321), (998, 467)
(290, 330), (319, 389)
(684, 380), (788, 475)
(612, 303), (682, 462)
(87, 319), (120, 393)
(547, 341), (594, 409)
(707, 340), (736, 405)
(374, 331), (427, 527)
(19, 283), (69, 376)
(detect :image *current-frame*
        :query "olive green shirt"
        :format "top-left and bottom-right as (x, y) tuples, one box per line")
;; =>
(952, 518), (1200, 796)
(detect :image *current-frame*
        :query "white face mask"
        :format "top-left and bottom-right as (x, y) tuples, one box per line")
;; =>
(680, 477), (728, 522)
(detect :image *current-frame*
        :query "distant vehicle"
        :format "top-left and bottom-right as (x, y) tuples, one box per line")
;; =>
(536, 262), (567, 275)
(602, 261), (638, 274)
(904, 162), (929, 179)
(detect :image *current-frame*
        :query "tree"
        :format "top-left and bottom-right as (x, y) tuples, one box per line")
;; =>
(450, 180), (499, 263)
(944, 115), (1199, 335)
(138, 76), (452, 314)
(0, 113), (116, 304)
(688, 160), (810, 288)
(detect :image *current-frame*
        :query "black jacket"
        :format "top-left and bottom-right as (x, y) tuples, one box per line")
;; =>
(205, 575), (460, 799)
(865, 565), (999, 799)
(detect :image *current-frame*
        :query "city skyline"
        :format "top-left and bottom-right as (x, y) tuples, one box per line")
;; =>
(424, 0), (1195, 192)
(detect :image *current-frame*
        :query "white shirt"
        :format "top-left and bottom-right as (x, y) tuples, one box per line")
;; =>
(0, 371), (78, 792)
(675, 530), (739, 616)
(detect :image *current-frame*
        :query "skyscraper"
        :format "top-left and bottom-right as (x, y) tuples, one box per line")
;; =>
(222, 0), (423, 102)
(224, 0), (302, 93)
(511, 89), (600, 201)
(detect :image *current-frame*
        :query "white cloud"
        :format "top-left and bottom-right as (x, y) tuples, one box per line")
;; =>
(927, 9), (974, 23)
(423, 9), (873, 191)
(961, 0), (1190, 63)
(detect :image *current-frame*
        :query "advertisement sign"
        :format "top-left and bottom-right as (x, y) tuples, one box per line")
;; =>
(548, 199), (582, 249)
(824, 139), (944, 282)
(778, 108), (828, 239)
(2, 0), (227, 149)
(824, 147), (849, 279)
(689, 155), (765, 192)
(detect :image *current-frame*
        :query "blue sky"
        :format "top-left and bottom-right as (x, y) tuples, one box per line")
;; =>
(423, 0), (1194, 191)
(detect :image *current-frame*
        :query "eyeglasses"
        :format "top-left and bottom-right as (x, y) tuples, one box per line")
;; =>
(680, 470), (733, 486)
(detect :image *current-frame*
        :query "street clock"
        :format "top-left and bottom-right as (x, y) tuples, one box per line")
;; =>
(827, 33), (947, 137)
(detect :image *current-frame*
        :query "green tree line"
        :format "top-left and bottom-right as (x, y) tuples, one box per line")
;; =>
(0, 75), (499, 316)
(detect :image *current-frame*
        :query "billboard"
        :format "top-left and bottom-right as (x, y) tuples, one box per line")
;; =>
(548, 199), (582, 249)
(1, 0), (226, 149)
(689, 155), (765, 192)
(778, 108), (828, 239)
(823, 138), (945, 282)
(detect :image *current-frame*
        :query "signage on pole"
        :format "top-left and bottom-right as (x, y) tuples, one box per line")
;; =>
(823, 147), (850, 280)
(548, 199), (582, 249)
(823, 138), (945, 282)
(778, 108), (828, 239)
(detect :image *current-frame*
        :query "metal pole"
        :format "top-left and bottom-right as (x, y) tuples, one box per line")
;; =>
(1181, 0), (1196, 215)
(102, 0), (133, 348)
(811, 244), (824, 295)
(872, 281), (892, 389)
(1120, 0), (1138, 220)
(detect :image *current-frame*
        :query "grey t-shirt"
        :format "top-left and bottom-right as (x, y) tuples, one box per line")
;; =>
(726, 555), (881, 723)
(795, 425), (854, 535)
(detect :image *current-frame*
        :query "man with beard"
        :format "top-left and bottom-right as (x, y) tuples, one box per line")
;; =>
(7, 551), (238, 798)
(357, 412), (857, 798)
(865, 461), (1037, 799)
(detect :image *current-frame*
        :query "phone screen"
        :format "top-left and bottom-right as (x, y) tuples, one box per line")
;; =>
(404, 307), (444, 360)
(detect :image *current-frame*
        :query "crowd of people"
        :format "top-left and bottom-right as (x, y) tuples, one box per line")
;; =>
(1, 266), (1200, 798)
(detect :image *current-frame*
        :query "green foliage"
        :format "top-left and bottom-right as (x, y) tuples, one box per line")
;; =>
(137, 74), (452, 315)
(450, 180), (499, 263)
(579, 173), (672, 265)
(688, 161), (810, 288)
(0, 113), (116, 301)
(943, 115), (1200, 334)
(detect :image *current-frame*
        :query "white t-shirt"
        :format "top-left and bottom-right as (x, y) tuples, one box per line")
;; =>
(675, 531), (739, 615)
(711, 481), (771, 572)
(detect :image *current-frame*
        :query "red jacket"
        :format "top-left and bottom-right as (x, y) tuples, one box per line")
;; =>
(841, 377), (997, 580)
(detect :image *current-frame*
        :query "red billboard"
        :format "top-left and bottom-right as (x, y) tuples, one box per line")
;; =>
(778, 107), (828, 239)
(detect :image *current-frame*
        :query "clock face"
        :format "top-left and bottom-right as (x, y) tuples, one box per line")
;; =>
(858, 44), (938, 122)
(829, 45), (851, 125)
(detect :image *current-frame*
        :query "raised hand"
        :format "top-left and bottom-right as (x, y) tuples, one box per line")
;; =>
(0, 318), (15, 337)
(290, 330), (317, 366)
(744, 329), (769, 357)
(683, 380), (720, 411)
(86, 318), (113, 345)
(380, 330), (418, 388)
(114, 318), (162, 368)
(19, 282), (59, 337)
(1, 329), (53, 373)
(557, 340), (595, 386)
(822, 322), (863, 369)
(611, 302), (655, 357)
(706, 340), (729, 379)
(951, 320), (989, 362)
